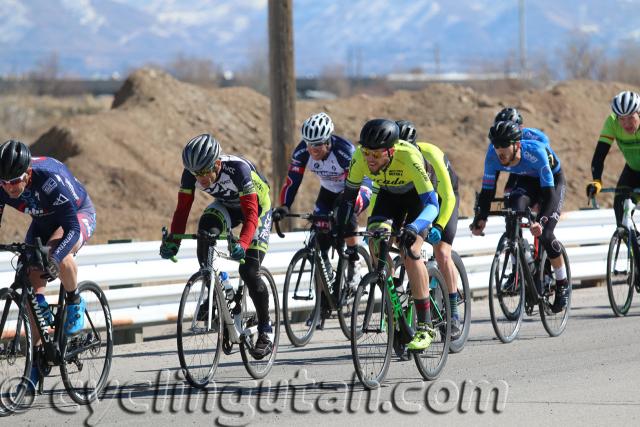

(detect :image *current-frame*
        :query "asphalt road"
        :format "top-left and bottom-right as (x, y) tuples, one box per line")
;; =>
(9, 286), (640, 426)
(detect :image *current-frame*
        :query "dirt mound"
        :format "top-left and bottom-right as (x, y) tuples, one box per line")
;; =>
(0, 70), (635, 243)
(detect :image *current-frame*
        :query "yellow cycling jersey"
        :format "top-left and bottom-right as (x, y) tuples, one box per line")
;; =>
(415, 142), (457, 230)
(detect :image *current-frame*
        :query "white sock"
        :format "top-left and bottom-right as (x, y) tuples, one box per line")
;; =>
(554, 265), (567, 281)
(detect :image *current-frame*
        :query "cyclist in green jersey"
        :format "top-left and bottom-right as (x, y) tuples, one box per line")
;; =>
(587, 91), (640, 226)
(335, 119), (440, 351)
(395, 120), (462, 339)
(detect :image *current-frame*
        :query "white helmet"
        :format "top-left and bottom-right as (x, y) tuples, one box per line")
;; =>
(301, 112), (334, 145)
(611, 91), (640, 117)
(182, 134), (221, 173)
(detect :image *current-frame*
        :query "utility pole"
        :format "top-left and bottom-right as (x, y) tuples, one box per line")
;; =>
(268, 0), (296, 212)
(519, 0), (527, 77)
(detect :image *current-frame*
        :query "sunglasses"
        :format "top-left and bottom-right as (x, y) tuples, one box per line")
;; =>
(191, 167), (216, 177)
(307, 141), (329, 148)
(0, 172), (27, 186)
(361, 147), (393, 159)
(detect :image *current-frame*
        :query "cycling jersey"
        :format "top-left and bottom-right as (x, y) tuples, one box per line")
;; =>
(415, 142), (458, 230)
(0, 157), (91, 264)
(170, 154), (271, 250)
(343, 141), (438, 233)
(596, 113), (640, 171)
(280, 135), (354, 206)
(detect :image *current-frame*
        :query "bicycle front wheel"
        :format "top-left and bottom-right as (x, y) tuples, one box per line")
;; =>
(539, 245), (571, 337)
(240, 267), (280, 379)
(414, 266), (451, 380)
(606, 228), (634, 316)
(0, 288), (32, 415)
(177, 272), (221, 389)
(60, 281), (113, 405)
(282, 249), (320, 347)
(350, 272), (393, 390)
(449, 251), (471, 353)
(488, 235), (524, 344)
(337, 245), (373, 340)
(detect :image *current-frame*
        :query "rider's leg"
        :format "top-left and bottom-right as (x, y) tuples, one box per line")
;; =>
(614, 165), (640, 227)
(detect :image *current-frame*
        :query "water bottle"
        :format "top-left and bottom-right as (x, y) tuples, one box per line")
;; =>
(219, 271), (234, 301)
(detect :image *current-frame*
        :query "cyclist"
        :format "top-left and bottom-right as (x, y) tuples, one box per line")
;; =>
(273, 113), (372, 296)
(335, 119), (440, 351)
(586, 91), (640, 227)
(395, 120), (462, 339)
(0, 139), (97, 390)
(160, 134), (274, 358)
(470, 121), (569, 313)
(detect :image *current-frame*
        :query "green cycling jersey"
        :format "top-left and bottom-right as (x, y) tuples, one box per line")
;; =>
(598, 113), (640, 171)
(415, 142), (457, 230)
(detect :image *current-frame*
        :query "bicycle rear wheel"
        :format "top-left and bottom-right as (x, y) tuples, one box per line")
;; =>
(414, 266), (450, 380)
(60, 281), (113, 404)
(0, 288), (32, 415)
(337, 245), (372, 340)
(177, 272), (221, 389)
(606, 228), (634, 316)
(539, 245), (571, 337)
(351, 272), (393, 390)
(282, 249), (320, 347)
(449, 251), (471, 353)
(488, 235), (524, 344)
(240, 267), (280, 379)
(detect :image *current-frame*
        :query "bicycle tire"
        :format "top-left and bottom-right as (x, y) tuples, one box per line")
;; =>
(240, 267), (280, 379)
(337, 245), (373, 340)
(449, 251), (471, 353)
(350, 272), (393, 390)
(414, 266), (451, 380)
(177, 271), (221, 389)
(606, 228), (635, 316)
(488, 234), (524, 344)
(539, 245), (571, 337)
(60, 281), (113, 405)
(282, 248), (320, 347)
(0, 288), (33, 415)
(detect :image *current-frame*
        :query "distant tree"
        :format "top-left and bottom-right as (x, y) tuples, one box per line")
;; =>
(30, 51), (61, 80)
(318, 64), (351, 97)
(609, 42), (640, 86)
(166, 53), (220, 86)
(560, 33), (607, 80)
(235, 44), (270, 96)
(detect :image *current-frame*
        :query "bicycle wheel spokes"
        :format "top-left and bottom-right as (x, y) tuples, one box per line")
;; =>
(606, 229), (634, 316)
(337, 245), (373, 340)
(539, 246), (571, 337)
(0, 289), (32, 415)
(350, 273), (393, 390)
(177, 273), (221, 388)
(414, 267), (450, 380)
(240, 267), (280, 379)
(60, 281), (113, 404)
(449, 251), (471, 353)
(282, 249), (320, 347)
(488, 238), (524, 343)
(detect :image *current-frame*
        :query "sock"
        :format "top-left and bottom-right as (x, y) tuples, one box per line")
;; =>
(65, 290), (80, 305)
(415, 298), (430, 325)
(554, 265), (567, 281)
(449, 293), (459, 320)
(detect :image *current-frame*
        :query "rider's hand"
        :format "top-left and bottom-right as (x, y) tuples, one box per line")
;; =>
(41, 256), (59, 282)
(159, 240), (180, 259)
(427, 224), (443, 244)
(530, 222), (543, 237)
(586, 180), (602, 198)
(272, 205), (289, 222)
(230, 243), (246, 261)
(400, 225), (419, 250)
(470, 218), (486, 236)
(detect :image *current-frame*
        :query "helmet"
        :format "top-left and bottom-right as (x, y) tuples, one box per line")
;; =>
(396, 120), (417, 144)
(301, 112), (334, 145)
(488, 121), (522, 148)
(0, 139), (31, 180)
(494, 107), (523, 125)
(359, 119), (399, 149)
(182, 134), (221, 173)
(611, 91), (640, 117)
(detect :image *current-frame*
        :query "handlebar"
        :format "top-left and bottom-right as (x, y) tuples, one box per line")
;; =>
(274, 212), (335, 238)
(161, 226), (228, 263)
(0, 237), (50, 272)
(588, 187), (640, 209)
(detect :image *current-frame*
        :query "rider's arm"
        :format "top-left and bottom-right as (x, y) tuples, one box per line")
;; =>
(47, 184), (82, 264)
(475, 148), (499, 220)
(418, 142), (455, 230)
(590, 141), (611, 181)
(238, 192), (259, 250)
(170, 170), (196, 239)
(534, 146), (559, 221)
(336, 150), (365, 229)
(407, 150), (439, 233)
(278, 140), (309, 208)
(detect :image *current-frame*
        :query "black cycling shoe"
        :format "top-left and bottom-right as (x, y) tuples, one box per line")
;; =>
(252, 333), (273, 360)
(451, 317), (462, 340)
(551, 281), (570, 314)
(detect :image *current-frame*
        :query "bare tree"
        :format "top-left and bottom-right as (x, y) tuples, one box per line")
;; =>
(236, 44), (270, 96)
(560, 33), (607, 80)
(317, 63), (351, 97)
(167, 53), (220, 86)
(30, 52), (61, 79)
(610, 42), (640, 86)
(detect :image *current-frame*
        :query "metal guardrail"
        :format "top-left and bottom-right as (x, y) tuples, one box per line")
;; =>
(0, 208), (621, 332)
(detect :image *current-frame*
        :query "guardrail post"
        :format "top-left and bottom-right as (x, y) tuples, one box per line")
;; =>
(108, 239), (144, 345)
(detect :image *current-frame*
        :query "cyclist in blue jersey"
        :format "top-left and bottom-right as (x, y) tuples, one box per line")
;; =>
(273, 112), (372, 301)
(0, 139), (97, 390)
(470, 121), (569, 313)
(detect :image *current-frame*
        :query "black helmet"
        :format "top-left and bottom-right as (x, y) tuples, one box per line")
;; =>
(359, 119), (399, 149)
(488, 121), (522, 148)
(396, 120), (417, 144)
(0, 140), (31, 180)
(494, 107), (523, 125)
